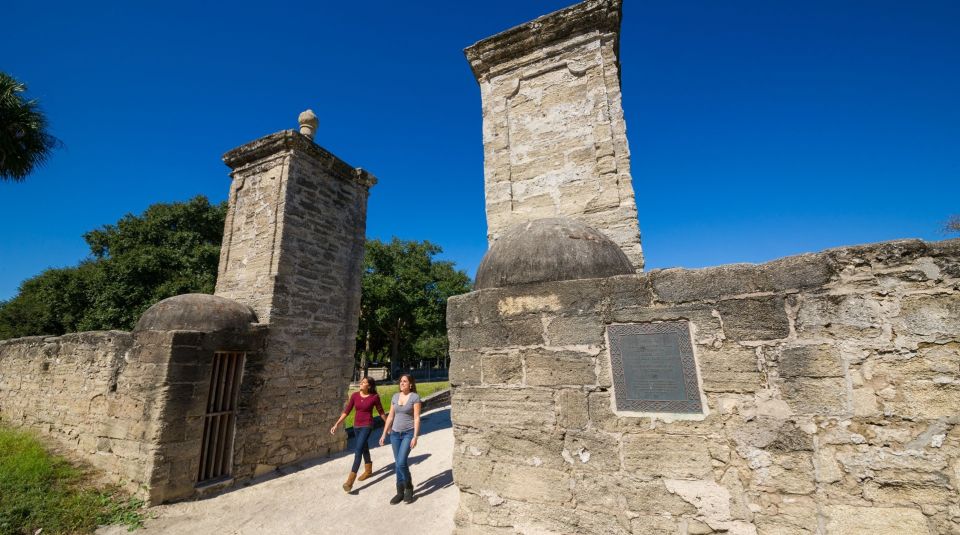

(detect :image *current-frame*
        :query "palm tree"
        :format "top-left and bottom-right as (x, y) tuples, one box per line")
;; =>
(0, 72), (60, 181)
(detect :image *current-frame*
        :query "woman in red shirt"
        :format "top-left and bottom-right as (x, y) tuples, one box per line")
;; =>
(330, 376), (387, 492)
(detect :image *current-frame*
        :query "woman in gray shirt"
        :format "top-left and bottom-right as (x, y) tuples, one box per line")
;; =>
(379, 374), (421, 504)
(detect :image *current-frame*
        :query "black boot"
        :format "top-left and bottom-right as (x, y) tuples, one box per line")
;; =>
(389, 483), (404, 505)
(403, 479), (415, 504)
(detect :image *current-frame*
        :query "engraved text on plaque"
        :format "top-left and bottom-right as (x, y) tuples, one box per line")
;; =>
(607, 321), (702, 414)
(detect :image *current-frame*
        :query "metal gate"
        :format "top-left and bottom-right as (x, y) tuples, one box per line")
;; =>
(198, 351), (245, 483)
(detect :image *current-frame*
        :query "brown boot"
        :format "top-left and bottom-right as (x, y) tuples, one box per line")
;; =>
(342, 471), (357, 492)
(357, 463), (373, 481)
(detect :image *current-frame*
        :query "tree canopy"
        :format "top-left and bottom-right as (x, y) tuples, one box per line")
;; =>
(0, 197), (472, 376)
(0, 196), (226, 338)
(357, 238), (472, 374)
(0, 72), (60, 181)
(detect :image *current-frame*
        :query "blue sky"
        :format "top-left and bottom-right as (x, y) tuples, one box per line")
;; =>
(2, 0), (958, 301)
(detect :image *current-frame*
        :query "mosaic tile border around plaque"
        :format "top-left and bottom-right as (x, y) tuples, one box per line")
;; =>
(607, 321), (703, 414)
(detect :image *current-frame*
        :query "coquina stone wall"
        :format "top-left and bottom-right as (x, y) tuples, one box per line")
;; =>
(465, 0), (644, 270)
(0, 332), (150, 490)
(0, 296), (267, 504)
(448, 238), (960, 534)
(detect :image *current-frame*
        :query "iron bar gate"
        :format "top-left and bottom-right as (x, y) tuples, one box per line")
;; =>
(198, 351), (245, 483)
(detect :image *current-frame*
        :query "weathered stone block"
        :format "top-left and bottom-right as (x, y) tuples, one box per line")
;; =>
(758, 253), (837, 291)
(447, 293), (481, 326)
(750, 451), (816, 494)
(481, 353), (522, 385)
(717, 296), (790, 341)
(481, 428), (566, 469)
(779, 344), (844, 378)
(896, 293), (960, 339)
(563, 430), (620, 471)
(455, 458), (572, 505)
(524, 349), (596, 386)
(621, 434), (713, 479)
(455, 318), (544, 349)
(452, 387), (555, 430)
(556, 389), (588, 429)
(869, 342), (960, 381)
(698, 344), (763, 393)
(651, 264), (760, 303)
(796, 294), (885, 338)
(543, 314), (605, 347)
(881, 381), (960, 419)
(780, 376), (848, 415)
(823, 504), (929, 534)
(450, 349), (482, 386)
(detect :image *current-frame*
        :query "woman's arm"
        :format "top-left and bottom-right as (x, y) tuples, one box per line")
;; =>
(374, 396), (387, 419)
(379, 403), (396, 446)
(410, 399), (422, 449)
(330, 394), (354, 434)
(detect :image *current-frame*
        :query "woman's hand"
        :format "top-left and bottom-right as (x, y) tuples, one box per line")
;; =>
(410, 436), (418, 450)
(329, 424), (337, 435)
(379, 433), (386, 447)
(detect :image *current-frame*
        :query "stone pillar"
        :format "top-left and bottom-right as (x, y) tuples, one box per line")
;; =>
(215, 126), (375, 470)
(465, 0), (644, 270)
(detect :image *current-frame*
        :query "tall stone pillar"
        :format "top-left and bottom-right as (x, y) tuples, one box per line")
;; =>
(215, 121), (375, 470)
(465, 0), (644, 270)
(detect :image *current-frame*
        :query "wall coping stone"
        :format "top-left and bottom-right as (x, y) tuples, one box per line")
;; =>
(0, 330), (131, 347)
(222, 129), (377, 188)
(464, 0), (621, 80)
(452, 237), (960, 305)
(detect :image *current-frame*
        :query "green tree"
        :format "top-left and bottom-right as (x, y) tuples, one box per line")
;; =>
(0, 72), (60, 181)
(356, 238), (471, 377)
(0, 196), (226, 338)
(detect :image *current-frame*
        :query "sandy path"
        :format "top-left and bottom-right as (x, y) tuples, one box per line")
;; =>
(102, 408), (456, 534)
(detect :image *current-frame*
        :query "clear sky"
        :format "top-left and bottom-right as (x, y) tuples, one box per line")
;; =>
(2, 0), (958, 301)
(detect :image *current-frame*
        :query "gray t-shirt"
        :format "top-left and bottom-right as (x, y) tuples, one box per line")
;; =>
(391, 392), (421, 433)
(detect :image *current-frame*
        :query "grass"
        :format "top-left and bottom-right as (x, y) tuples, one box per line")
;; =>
(344, 380), (449, 429)
(0, 425), (146, 535)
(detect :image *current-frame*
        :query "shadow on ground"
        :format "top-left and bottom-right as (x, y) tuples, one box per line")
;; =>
(192, 407), (452, 501)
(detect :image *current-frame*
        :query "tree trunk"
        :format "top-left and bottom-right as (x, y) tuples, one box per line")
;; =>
(361, 330), (370, 378)
(390, 328), (401, 380)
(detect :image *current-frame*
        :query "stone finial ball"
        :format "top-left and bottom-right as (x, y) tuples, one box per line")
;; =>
(475, 217), (635, 290)
(298, 109), (319, 139)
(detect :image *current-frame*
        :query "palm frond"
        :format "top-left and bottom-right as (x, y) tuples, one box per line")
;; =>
(0, 72), (62, 181)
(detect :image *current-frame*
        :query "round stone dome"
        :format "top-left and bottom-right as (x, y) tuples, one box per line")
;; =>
(475, 218), (635, 290)
(134, 294), (257, 332)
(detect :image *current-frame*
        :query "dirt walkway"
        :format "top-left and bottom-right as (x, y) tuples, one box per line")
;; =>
(102, 408), (456, 534)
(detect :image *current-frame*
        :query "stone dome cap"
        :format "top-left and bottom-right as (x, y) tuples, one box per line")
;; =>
(134, 294), (257, 333)
(475, 218), (635, 290)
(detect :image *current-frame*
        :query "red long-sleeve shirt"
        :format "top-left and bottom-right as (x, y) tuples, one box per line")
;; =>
(342, 391), (386, 428)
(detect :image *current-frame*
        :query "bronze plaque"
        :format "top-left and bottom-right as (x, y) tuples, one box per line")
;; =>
(607, 321), (702, 414)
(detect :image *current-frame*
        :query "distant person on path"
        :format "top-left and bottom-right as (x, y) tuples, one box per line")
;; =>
(379, 374), (421, 504)
(330, 376), (386, 492)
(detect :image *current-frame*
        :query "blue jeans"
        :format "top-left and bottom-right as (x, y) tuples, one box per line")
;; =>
(389, 429), (414, 485)
(351, 426), (373, 473)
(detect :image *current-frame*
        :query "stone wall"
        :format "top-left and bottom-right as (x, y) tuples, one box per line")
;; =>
(447, 238), (960, 534)
(0, 126), (373, 504)
(217, 130), (375, 475)
(0, 331), (163, 495)
(465, 0), (644, 270)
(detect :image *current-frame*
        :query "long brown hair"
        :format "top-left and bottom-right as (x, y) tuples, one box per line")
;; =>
(399, 374), (417, 394)
(361, 376), (378, 394)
